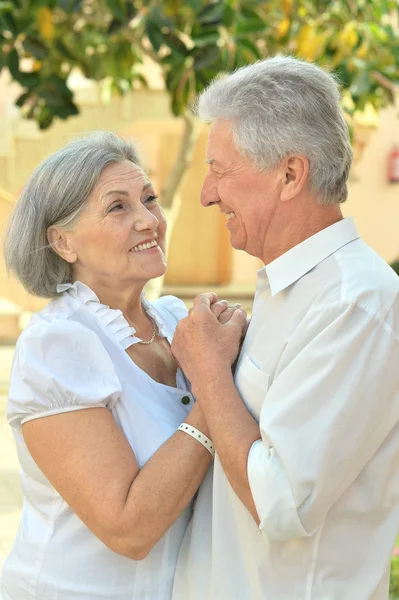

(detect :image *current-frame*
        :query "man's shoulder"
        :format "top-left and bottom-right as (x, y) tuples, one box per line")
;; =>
(329, 238), (399, 319)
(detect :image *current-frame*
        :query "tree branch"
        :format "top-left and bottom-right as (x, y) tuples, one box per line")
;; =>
(161, 111), (198, 210)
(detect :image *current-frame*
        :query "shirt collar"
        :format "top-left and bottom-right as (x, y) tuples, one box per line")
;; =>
(261, 217), (360, 296)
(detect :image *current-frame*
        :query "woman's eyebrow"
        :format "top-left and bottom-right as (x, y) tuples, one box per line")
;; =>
(103, 182), (153, 201)
(104, 190), (129, 198)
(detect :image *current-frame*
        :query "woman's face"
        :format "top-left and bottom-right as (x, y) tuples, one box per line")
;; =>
(55, 160), (167, 288)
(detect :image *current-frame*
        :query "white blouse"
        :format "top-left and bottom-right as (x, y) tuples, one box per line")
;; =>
(1, 282), (194, 600)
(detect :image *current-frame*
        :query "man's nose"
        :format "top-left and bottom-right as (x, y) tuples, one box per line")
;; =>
(200, 173), (219, 207)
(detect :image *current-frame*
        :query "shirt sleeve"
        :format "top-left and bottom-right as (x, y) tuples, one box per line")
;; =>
(7, 319), (122, 427)
(247, 300), (399, 543)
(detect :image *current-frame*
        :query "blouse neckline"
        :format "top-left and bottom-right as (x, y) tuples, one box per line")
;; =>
(56, 281), (169, 350)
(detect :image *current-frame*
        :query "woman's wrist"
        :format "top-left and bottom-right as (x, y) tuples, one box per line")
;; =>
(184, 402), (210, 438)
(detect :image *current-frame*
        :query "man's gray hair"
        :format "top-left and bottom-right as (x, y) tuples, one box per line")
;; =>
(197, 55), (353, 205)
(4, 131), (141, 298)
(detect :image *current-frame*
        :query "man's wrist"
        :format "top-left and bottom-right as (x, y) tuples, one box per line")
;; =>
(191, 366), (235, 404)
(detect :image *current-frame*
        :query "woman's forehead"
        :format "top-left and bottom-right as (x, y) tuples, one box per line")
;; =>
(95, 160), (150, 191)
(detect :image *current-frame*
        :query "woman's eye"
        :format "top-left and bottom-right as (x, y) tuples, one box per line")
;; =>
(109, 202), (124, 212)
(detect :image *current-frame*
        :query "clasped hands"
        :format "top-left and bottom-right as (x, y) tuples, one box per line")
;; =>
(171, 293), (248, 392)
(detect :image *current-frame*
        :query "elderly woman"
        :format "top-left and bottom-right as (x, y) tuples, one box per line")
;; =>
(0, 131), (246, 600)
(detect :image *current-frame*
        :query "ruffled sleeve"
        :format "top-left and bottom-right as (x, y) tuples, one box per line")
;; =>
(153, 295), (188, 325)
(7, 319), (122, 427)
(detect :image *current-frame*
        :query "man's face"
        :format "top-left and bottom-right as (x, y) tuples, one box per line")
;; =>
(201, 120), (284, 260)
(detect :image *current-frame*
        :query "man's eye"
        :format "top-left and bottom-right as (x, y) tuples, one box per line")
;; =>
(144, 195), (159, 205)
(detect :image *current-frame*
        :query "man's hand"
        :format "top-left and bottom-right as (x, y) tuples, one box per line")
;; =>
(172, 293), (247, 387)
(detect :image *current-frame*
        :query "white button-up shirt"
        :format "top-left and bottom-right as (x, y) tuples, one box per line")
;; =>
(173, 218), (399, 600)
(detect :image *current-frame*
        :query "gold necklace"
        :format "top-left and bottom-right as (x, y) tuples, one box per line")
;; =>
(137, 314), (158, 345)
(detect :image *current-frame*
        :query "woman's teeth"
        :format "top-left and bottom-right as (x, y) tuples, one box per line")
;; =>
(131, 240), (158, 252)
(227, 212), (236, 220)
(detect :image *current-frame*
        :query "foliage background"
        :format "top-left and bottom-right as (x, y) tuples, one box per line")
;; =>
(1, 0), (398, 129)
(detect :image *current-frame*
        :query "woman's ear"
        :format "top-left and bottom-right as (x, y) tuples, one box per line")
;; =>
(280, 155), (309, 202)
(47, 227), (77, 264)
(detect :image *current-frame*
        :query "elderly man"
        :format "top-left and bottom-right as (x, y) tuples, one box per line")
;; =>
(171, 56), (399, 599)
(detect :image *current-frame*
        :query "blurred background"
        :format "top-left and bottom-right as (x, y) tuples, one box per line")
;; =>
(0, 0), (399, 594)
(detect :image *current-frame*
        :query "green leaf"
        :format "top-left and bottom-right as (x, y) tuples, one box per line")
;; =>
(146, 21), (164, 52)
(58, 0), (83, 11)
(15, 91), (31, 108)
(7, 48), (20, 79)
(126, 1), (137, 20)
(0, 2), (13, 12)
(185, 0), (203, 13)
(163, 33), (188, 57)
(223, 4), (235, 28)
(349, 69), (371, 97)
(37, 105), (54, 130)
(0, 11), (17, 36)
(18, 71), (41, 87)
(23, 37), (48, 59)
(28, 0), (56, 9)
(165, 64), (186, 93)
(104, 0), (125, 21)
(55, 39), (79, 63)
(236, 38), (261, 60)
(197, 3), (224, 26)
(193, 46), (221, 70)
(236, 6), (267, 35)
(191, 27), (221, 47)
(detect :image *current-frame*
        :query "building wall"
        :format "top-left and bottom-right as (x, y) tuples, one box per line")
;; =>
(343, 105), (399, 263)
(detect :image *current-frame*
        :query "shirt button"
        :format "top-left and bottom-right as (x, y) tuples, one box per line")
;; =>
(181, 396), (191, 405)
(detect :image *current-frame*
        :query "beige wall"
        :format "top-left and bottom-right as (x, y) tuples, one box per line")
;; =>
(0, 193), (47, 312)
(343, 105), (399, 263)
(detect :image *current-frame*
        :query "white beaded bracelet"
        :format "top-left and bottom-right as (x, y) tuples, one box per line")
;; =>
(178, 423), (215, 459)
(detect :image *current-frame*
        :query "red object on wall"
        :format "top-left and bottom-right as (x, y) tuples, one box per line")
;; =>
(388, 145), (399, 183)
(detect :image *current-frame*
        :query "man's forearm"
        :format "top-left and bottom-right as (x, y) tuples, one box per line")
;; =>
(192, 369), (261, 523)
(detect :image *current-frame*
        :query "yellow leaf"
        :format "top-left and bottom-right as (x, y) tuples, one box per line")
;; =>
(296, 26), (328, 62)
(354, 102), (379, 128)
(37, 7), (54, 42)
(277, 18), (290, 40)
(296, 25), (313, 58)
(281, 0), (292, 16)
(356, 41), (368, 59)
(337, 22), (359, 50)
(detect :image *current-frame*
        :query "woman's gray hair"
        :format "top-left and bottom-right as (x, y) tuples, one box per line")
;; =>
(4, 131), (141, 298)
(197, 55), (353, 205)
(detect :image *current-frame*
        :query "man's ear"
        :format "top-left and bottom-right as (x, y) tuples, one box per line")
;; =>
(47, 226), (77, 264)
(280, 155), (309, 202)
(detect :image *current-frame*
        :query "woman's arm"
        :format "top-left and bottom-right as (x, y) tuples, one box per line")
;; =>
(22, 402), (211, 560)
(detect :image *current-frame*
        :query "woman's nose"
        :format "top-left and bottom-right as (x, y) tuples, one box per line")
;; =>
(134, 207), (159, 232)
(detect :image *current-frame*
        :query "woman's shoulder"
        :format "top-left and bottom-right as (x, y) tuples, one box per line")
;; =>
(18, 301), (91, 347)
(9, 308), (121, 428)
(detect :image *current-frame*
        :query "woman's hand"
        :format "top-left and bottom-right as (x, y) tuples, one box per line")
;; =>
(210, 299), (244, 325)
